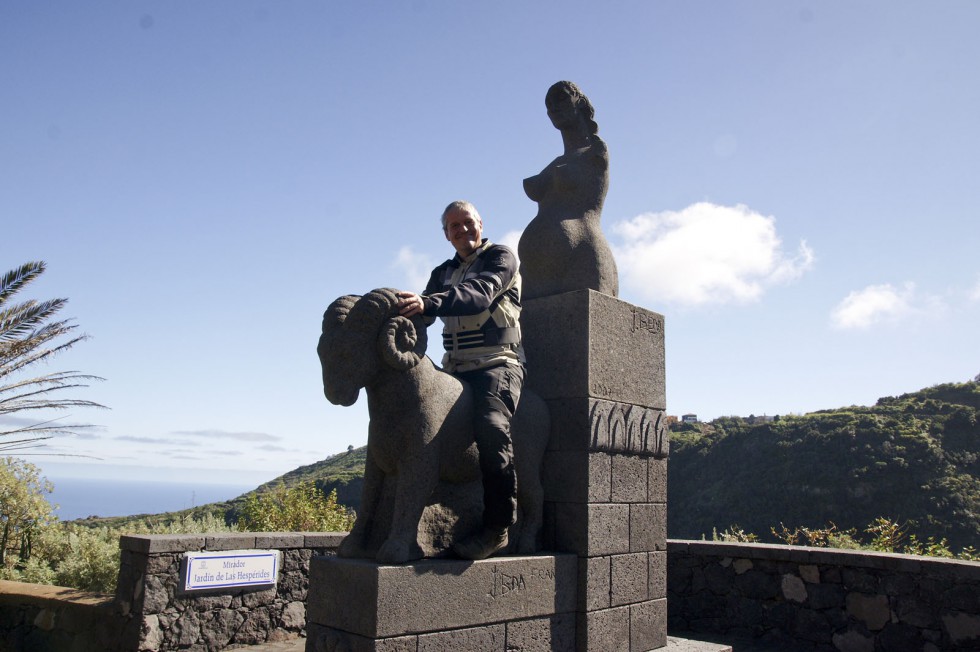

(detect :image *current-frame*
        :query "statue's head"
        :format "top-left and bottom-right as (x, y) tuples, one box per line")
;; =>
(546, 81), (598, 136)
(317, 289), (428, 406)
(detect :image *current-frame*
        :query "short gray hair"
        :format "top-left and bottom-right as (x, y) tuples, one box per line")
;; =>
(441, 200), (481, 230)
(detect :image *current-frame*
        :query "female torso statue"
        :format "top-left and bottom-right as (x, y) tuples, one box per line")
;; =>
(519, 81), (619, 300)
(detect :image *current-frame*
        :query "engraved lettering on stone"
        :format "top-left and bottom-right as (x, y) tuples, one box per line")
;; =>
(488, 564), (527, 599)
(530, 567), (555, 580)
(630, 307), (664, 335)
(589, 399), (669, 458)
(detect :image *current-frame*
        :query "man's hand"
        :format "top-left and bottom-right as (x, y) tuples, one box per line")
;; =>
(396, 291), (425, 318)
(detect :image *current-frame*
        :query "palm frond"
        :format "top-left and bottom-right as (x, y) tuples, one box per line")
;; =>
(0, 298), (69, 341)
(0, 332), (87, 379)
(0, 261), (104, 453)
(0, 372), (105, 398)
(0, 416), (94, 437)
(0, 261), (45, 305)
(0, 435), (54, 451)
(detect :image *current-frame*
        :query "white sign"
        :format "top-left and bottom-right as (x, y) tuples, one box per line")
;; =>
(183, 549), (279, 591)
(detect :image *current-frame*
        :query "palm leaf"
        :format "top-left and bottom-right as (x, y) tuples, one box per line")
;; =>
(0, 261), (104, 451)
(0, 261), (45, 304)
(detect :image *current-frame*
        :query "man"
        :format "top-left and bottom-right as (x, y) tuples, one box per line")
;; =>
(396, 200), (525, 560)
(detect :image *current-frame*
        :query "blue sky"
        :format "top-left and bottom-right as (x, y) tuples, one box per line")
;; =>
(3, 2), (978, 485)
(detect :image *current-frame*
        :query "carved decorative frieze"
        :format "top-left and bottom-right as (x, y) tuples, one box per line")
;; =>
(589, 399), (668, 458)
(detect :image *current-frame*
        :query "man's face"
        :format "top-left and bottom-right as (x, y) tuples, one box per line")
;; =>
(444, 208), (483, 257)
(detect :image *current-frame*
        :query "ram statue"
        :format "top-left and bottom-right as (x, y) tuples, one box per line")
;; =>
(317, 288), (549, 564)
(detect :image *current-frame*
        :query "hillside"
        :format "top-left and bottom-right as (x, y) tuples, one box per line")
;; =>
(250, 445), (366, 511)
(81, 380), (980, 551)
(668, 380), (980, 549)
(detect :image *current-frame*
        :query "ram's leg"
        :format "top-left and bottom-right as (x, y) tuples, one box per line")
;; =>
(338, 448), (384, 559)
(376, 450), (438, 564)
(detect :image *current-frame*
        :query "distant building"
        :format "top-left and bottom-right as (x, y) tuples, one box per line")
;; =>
(681, 414), (698, 423)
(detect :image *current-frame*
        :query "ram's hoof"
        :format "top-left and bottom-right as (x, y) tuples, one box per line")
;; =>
(338, 534), (368, 559)
(376, 539), (421, 565)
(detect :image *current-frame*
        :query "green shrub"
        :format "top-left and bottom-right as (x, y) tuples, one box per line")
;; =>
(238, 482), (355, 533)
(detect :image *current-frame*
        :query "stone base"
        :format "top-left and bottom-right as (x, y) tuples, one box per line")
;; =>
(307, 616), (575, 652)
(306, 555), (577, 648)
(665, 636), (733, 652)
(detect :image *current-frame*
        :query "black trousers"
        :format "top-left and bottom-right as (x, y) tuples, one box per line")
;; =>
(455, 363), (525, 530)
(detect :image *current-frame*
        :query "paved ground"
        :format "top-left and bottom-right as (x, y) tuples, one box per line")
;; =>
(670, 631), (785, 652)
(231, 633), (780, 651)
(666, 635), (733, 651)
(230, 639), (305, 652)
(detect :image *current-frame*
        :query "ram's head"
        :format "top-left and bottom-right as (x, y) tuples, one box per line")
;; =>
(317, 288), (429, 406)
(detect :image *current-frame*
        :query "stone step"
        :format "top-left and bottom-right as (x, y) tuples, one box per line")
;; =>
(226, 639), (305, 652)
(232, 634), (736, 652)
(666, 635), (733, 651)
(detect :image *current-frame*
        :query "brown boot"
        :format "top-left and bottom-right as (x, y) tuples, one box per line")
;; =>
(453, 527), (509, 560)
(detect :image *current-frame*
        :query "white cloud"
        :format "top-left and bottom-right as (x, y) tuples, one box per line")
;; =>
(392, 246), (436, 291)
(611, 202), (814, 306)
(969, 275), (980, 302)
(830, 283), (915, 330)
(498, 230), (523, 264)
(171, 429), (281, 442)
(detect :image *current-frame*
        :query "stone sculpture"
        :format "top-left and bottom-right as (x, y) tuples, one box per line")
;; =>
(317, 288), (549, 564)
(519, 80), (619, 299)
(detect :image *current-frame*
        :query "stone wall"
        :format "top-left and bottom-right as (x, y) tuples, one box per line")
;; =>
(115, 531), (345, 651)
(0, 580), (124, 652)
(667, 539), (980, 651)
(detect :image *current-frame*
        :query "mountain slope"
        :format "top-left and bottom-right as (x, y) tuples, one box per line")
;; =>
(667, 380), (980, 549)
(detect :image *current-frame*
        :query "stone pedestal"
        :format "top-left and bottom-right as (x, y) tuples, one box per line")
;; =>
(306, 555), (577, 651)
(523, 290), (668, 652)
(305, 289), (668, 652)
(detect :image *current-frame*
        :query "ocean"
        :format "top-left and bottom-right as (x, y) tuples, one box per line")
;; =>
(46, 477), (255, 521)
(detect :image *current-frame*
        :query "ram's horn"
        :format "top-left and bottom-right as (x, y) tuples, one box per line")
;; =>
(379, 315), (427, 370)
(344, 288), (400, 334)
(322, 294), (360, 334)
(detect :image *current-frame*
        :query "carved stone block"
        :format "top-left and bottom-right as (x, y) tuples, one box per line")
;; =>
(542, 451), (611, 504)
(553, 503), (630, 557)
(629, 599), (667, 652)
(610, 553), (649, 607)
(648, 552), (667, 601)
(305, 623), (417, 652)
(504, 614), (576, 652)
(417, 624), (504, 652)
(577, 556), (611, 612)
(307, 555), (577, 639)
(576, 606), (630, 652)
(522, 290), (665, 409)
(648, 457), (668, 503)
(611, 454), (648, 502)
(630, 503), (667, 553)
(544, 397), (668, 457)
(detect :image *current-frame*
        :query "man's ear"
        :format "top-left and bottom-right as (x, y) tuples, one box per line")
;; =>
(444, 228), (451, 242)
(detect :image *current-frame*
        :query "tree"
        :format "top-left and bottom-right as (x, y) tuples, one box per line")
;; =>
(238, 482), (355, 532)
(0, 261), (103, 452)
(0, 456), (56, 566)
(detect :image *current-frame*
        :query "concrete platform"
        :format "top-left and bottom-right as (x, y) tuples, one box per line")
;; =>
(228, 638), (305, 651)
(666, 635), (733, 651)
(235, 635), (734, 651)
